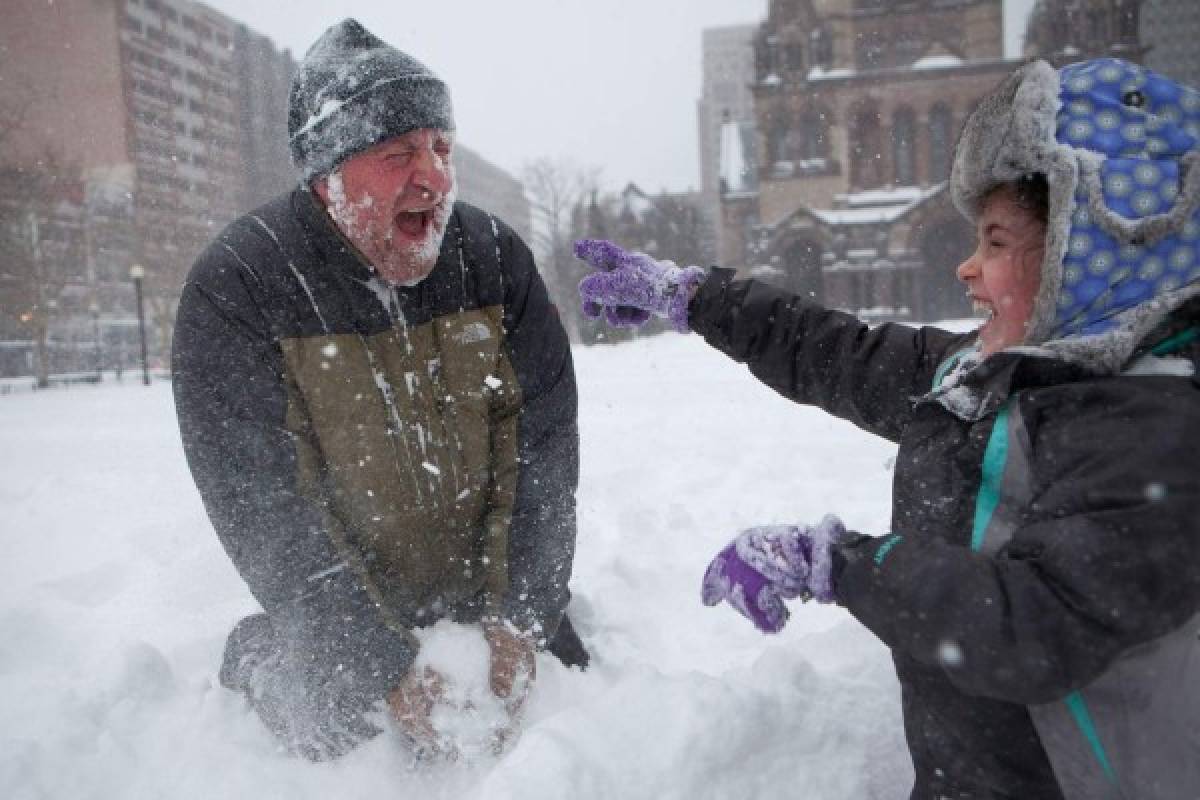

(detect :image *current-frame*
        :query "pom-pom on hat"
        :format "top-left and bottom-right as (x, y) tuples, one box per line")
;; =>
(287, 19), (455, 181)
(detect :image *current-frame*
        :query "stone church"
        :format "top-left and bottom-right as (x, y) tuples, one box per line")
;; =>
(719, 0), (1019, 321)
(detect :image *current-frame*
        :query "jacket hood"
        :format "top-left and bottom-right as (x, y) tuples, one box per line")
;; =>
(951, 58), (1200, 374)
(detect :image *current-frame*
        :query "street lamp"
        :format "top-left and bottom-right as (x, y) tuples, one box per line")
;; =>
(129, 264), (150, 386)
(89, 301), (102, 382)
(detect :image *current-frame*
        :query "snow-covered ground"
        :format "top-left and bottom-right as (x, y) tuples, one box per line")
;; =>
(0, 333), (923, 800)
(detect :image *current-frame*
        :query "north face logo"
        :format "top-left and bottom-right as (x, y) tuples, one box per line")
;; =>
(453, 322), (492, 344)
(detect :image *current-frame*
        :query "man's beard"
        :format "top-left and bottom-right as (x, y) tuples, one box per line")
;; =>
(325, 173), (456, 286)
(368, 192), (455, 286)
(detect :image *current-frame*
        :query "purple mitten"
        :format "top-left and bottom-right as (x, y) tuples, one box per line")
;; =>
(574, 239), (705, 333)
(701, 516), (847, 633)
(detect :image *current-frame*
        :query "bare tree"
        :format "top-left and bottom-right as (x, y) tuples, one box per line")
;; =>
(521, 157), (601, 343)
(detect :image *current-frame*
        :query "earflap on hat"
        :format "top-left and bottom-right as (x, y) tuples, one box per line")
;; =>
(1045, 60), (1200, 353)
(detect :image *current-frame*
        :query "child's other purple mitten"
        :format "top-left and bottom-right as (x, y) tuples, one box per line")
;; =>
(701, 516), (847, 633)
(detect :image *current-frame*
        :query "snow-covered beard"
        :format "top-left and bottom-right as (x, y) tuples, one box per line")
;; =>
(324, 168), (456, 287)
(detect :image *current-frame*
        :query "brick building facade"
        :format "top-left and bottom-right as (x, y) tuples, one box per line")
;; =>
(717, 0), (1019, 321)
(1141, 0), (1200, 88)
(1024, 0), (1198, 90)
(1023, 0), (1144, 65)
(1, 0), (297, 373)
(1, 0), (531, 377)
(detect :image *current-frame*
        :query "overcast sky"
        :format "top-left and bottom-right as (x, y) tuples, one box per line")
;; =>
(201, 0), (1037, 193)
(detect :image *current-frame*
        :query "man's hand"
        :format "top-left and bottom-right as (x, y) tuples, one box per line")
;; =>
(482, 621), (536, 706)
(387, 665), (450, 758)
(482, 621), (536, 754)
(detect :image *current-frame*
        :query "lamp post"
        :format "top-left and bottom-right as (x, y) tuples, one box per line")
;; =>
(89, 301), (103, 382)
(129, 264), (150, 386)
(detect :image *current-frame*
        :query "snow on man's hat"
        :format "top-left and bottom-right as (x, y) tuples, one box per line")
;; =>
(287, 19), (454, 181)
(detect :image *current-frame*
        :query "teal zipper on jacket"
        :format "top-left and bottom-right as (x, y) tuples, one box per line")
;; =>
(971, 403), (1010, 552)
(970, 395), (1119, 792)
(1150, 325), (1199, 356)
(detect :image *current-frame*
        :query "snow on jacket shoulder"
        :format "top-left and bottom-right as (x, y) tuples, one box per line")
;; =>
(172, 188), (579, 699)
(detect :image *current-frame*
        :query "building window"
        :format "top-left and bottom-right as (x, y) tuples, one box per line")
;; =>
(855, 29), (887, 70)
(756, 32), (779, 81)
(1116, 1), (1139, 40)
(895, 32), (925, 67)
(929, 104), (953, 182)
(810, 27), (833, 69)
(851, 106), (884, 188)
(799, 108), (830, 164)
(784, 42), (805, 72)
(766, 116), (790, 172)
(892, 107), (916, 186)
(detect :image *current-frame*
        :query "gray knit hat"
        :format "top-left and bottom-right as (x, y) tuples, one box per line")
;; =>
(287, 19), (455, 181)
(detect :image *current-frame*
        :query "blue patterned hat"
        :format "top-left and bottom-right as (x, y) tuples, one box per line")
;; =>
(951, 58), (1200, 373)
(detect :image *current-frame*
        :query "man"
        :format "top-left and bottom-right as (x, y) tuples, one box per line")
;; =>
(172, 18), (585, 761)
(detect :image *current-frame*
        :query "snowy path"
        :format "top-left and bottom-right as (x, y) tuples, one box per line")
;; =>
(0, 335), (913, 799)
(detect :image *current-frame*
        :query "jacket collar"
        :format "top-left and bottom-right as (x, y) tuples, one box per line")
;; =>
(292, 185), (376, 284)
(922, 345), (1091, 421)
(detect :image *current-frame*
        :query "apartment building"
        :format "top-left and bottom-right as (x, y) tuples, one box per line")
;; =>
(1, 0), (531, 376)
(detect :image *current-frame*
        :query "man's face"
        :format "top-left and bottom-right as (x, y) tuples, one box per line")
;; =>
(956, 185), (1046, 356)
(315, 129), (456, 286)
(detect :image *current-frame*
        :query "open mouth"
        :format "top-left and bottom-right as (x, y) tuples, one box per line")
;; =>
(394, 208), (435, 238)
(971, 298), (994, 319)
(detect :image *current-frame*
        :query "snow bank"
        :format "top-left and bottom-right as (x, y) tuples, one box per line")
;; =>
(0, 335), (913, 799)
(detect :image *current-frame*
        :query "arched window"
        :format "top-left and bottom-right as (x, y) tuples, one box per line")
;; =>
(810, 27), (833, 69)
(783, 127), (804, 162)
(785, 42), (805, 72)
(892, 107), (917, 186)
(1116, 0), (1139, 39)
(754, 32), (776, 81)
(928, 104), (953, 183)
(767, 116), (790, 166)
(799, 107), (830, 163)
(851, 106), (884, 188)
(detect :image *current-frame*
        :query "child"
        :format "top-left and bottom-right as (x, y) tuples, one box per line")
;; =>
(575, 58), (1200, 800)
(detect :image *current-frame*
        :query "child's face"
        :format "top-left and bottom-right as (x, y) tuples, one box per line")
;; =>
(956, 185), (1046, 356)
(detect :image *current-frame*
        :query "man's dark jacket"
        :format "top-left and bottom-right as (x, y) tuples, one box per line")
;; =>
(691, 269), (1200, 800)
(173, 188), (579, 702)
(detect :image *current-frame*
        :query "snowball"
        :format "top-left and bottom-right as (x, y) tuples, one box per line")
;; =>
(411, 621), (515, 761)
